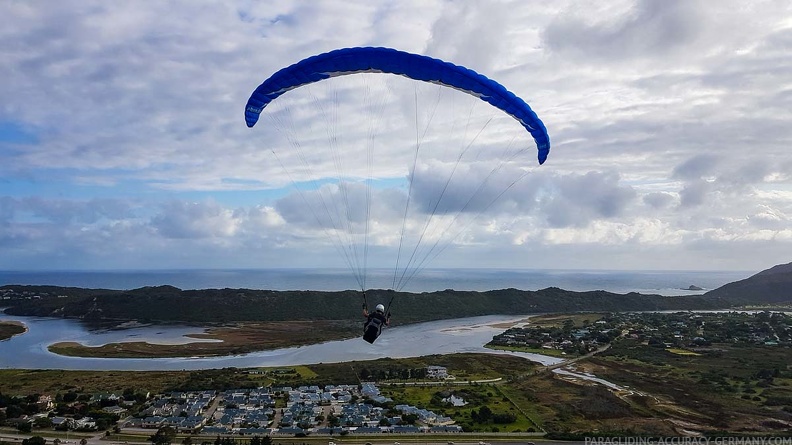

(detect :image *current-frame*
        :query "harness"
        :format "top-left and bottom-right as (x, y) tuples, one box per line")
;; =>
(363, 312), (387, 343)
(362, 291), (394, 344)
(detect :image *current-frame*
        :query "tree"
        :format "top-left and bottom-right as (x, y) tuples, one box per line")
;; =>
(401, 413), (418, 425)
(95, 418), (109, 431)
(6, 404), (23, 419)
(33, 417), (53, 429)
(80, 439), (87, 445)
(22, 437), (46, 445)
(149, 426), (177, 445)
(471, 405), (493, 423)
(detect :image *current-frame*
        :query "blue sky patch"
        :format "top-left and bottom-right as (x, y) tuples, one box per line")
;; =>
(0, 121), (38, 144)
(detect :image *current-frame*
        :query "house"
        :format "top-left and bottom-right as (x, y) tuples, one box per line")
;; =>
(102, 406), (128, 416)
(37, 395), (55, 411)
(426, 366), (448, 379)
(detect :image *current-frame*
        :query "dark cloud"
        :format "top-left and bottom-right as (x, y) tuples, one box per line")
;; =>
(543, 0), (701, 61)
(678, 179), (712, 208)
(718, 161), (771, 188)
(543, 171), (637, 227)
(643, 192), (675, 209)
(672, 154), (720, 180)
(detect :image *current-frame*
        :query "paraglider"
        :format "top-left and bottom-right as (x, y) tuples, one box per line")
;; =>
(245, 47), (550, 164)
(362, 302), (391, 344)
(245, 47), (550, 343)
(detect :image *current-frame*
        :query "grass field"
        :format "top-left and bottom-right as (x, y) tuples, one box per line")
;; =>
(526, 312), (609, 328)
(665, 348), (701, 356)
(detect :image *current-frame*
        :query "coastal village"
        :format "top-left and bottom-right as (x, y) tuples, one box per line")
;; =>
(3, 308), (792, 438)
(489, 311), (792, 354)
(2, 368), (466, 438)
(130, 378), (462, 436)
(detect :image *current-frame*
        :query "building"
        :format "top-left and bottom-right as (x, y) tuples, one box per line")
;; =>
(426, 366), (448, 379)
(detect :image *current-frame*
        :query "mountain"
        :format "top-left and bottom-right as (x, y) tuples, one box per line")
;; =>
(3, 286), (727, 325)
(704, 261), (792, 305)
(6, 262), (791, 325)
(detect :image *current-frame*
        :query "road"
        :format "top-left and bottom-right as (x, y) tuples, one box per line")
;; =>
(541, 343), (612, 372)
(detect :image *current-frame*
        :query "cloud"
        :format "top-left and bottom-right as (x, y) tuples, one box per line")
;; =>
(541, 171), (637, 227)
(1, 1), (791, 273)
(542, 0), (702, 61)
(151, 200), (241, 239)
(643, 192), (675, 209)
(0, 197), (136, 225)
(672, 154), (720, 181)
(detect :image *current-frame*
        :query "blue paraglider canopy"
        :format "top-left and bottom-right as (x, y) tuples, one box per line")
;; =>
(245, 47), (550, 164)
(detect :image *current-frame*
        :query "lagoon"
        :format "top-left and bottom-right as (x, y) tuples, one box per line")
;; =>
(0, 312), (562, 371)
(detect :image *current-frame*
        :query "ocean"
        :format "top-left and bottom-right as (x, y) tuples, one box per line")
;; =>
(0, 268), (753, 295)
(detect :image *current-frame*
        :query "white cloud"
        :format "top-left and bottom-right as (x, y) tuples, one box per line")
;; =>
(1, 0), (791, 274)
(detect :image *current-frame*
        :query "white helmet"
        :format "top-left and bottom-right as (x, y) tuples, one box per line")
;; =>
(375, 304), (385, 313)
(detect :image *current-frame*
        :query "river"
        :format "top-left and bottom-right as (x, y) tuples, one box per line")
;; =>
(0, 312), (564, 370)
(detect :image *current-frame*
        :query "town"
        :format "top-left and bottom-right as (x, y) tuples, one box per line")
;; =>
(1, 368), (467, 440)
(489, 311), (792, 355)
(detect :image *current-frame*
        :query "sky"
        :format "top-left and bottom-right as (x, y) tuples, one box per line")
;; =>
(1, 0), (791, 277)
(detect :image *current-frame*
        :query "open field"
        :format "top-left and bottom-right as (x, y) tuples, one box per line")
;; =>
(586, 339), (792, 433)
(525, 313), (608, 328)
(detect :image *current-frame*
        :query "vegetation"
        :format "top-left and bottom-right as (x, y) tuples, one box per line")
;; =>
(2, 262), (792, 437)
(3, 340), (792, 437)
(2, 284), (734, 327)
(704, 261), (792, 305)
(46, 320), (360, 358)
(0, 321), (25, 341)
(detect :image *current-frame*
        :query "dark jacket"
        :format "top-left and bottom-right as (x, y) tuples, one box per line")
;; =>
(363, 311), (389, 343)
